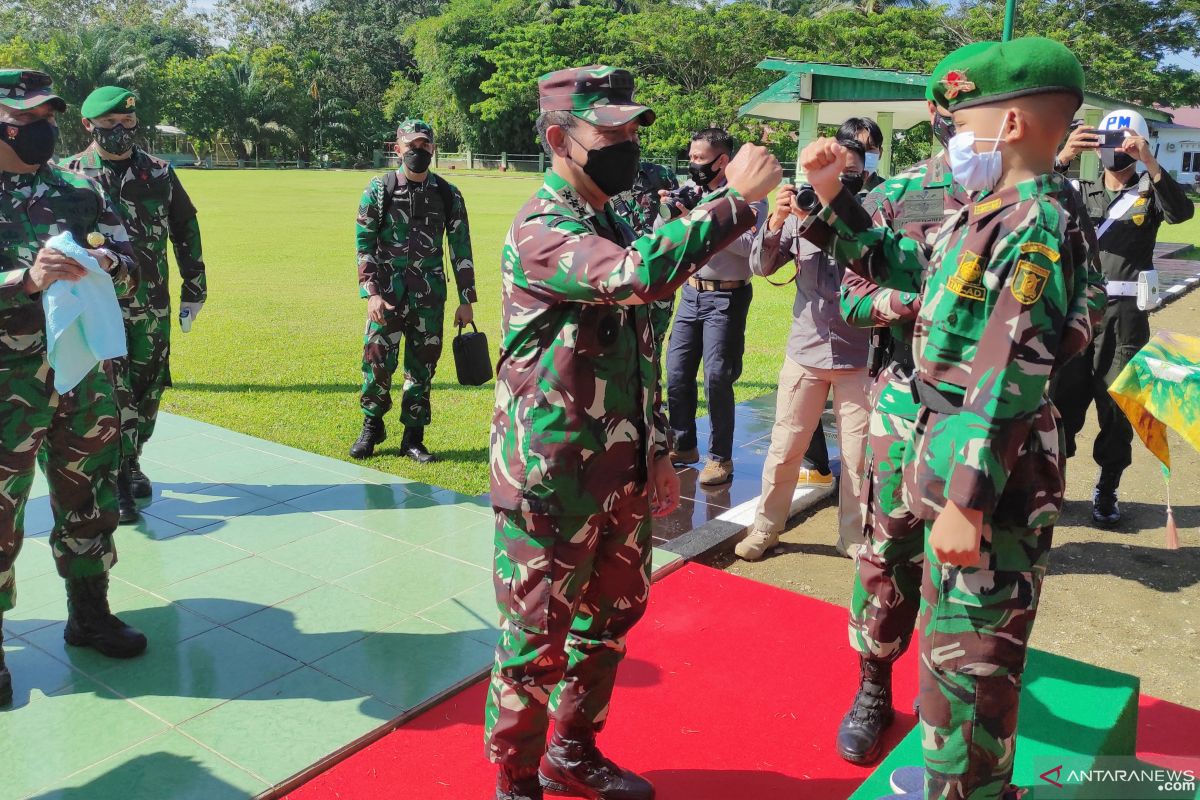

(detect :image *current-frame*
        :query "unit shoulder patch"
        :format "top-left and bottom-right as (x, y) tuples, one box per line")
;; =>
(1011, 259), (1050, 305)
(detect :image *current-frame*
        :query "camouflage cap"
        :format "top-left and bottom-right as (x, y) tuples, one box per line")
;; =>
(397, 118), (434, 142)
(930, 37), (1084, 112)
(538, 65), (655, 127)
(0, 69), (66, 112)
(81, 85), (137, 119)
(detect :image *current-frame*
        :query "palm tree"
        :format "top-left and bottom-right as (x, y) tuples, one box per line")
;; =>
(211, 52), (298, 160)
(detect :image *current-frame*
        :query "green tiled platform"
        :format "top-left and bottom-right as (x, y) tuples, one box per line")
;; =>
(849, 649), (1140, 800)
(5, 412), (681, 800)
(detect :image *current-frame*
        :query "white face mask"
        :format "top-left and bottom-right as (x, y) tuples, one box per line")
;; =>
(947, 115), (1010, 193)
(864, 151), (881, 174)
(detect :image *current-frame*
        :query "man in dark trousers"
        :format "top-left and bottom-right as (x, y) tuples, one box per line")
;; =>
(1052, 108), (1194, 526)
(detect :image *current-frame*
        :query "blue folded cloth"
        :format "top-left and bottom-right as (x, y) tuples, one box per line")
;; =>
(41, 231), (127, 394)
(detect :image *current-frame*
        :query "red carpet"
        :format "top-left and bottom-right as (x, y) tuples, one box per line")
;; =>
(287, 564), (1200, 800)
(287, 564), (920, 799)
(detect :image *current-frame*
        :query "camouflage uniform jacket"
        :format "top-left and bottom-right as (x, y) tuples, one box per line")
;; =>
(836, 155), (958, 420)
(826, 163), (1102, 374)
(65, 144), (206, 320)
(0, 162), (136, 360)
(832, 174), (1081, 519)
(356, 170), (476, 306)
(490, 169), (755, 515)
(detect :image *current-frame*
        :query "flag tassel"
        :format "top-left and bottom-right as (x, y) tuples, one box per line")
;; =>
(1165, 473), (1181, 550)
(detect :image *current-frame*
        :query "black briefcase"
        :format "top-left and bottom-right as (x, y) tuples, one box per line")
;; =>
(453, 322), (493, 386)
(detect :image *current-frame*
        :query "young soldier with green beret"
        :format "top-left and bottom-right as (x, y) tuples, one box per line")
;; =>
(486, 64), (780, 800)
(0, 70), (149, 705)
(64, 85), (208, 523)
(804, 38), (1088, 799)
(350, 118), (475, 463)
(825, 49), (1105, 768)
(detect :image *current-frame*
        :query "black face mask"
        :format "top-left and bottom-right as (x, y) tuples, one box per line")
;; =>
(1, 118), (59, 166)
(932, 113), (956, 149)
(568, 134), (640, 197)
(403, 148), (433, 173)
(1108, 151), (1136, 172)
(91, 123), (138, 155)
(840, 172), (865, 196)
(688, 154), (723, 188)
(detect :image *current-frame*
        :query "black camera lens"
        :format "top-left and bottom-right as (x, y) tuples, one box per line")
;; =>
(795, 184), (822, 214)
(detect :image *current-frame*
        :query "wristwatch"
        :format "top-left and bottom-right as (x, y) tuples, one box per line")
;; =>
(1053, 157), (1070, 174)
(95, 248), (117, 271)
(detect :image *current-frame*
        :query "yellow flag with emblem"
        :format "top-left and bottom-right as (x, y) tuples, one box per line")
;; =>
(1108, 330), (1200, 548)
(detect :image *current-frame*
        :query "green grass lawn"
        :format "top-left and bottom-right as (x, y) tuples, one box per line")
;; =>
(165, 169), (1200, 496)
(165, 168), (798, 496)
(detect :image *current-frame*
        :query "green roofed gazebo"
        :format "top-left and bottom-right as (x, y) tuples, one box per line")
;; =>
(739, 57), (1173, 180)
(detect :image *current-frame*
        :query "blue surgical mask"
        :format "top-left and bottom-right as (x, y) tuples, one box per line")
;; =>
(947, 115), (1009, 193)
(864, 151), (880, 174)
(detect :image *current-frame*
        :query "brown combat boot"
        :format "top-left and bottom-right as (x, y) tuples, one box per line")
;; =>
(540, 731), (654, 799)
(697, 457), (732, 486)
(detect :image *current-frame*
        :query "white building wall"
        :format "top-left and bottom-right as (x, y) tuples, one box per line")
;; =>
(1152, 126), (1200, 187)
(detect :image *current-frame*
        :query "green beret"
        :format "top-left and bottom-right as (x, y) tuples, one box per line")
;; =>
(81, 86), (137, 119)
(397, 119), (434, 142)
(931, 37), (1084, 112)
(925, 42), (992, 104)
(0, 69), (65, 111)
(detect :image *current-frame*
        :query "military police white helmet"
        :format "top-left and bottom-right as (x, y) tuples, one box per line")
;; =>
(1098, 108), (1150, 140)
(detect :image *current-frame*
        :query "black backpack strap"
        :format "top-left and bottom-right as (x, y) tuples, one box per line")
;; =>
(379, 169), (399, 223)
(432, 173), (457, 218)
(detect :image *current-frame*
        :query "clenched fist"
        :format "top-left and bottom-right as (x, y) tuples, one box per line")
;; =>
(724, 144), (783, 203)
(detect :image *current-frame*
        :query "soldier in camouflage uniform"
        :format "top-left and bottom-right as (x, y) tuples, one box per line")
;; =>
(807, 38), (1088, 800)
(613, 161), (678, 356)
(64, 85), (207, 523)
(350, 119), (475, 463)
(826, 53), (1106, 770)
(0, 69), (149, 707)
(485, 64), (779, 800)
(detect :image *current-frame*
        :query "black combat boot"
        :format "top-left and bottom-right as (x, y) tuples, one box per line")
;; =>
(0, 613), (11, 707)
(400, 426), (436, 464)
(129, 456), (152, 499)
(1092, 472), (1121, 527)
(497, 766), (544, 800)
(64, 574), (148, 659)
(116, 462), (140, 525)
(349, 416), (386, 459)
(836, 658), (895, 765)
(539, 731), (654, 800)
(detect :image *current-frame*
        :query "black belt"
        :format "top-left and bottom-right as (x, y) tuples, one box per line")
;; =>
(868, 330), (916, 379)
(911, 379), (964, 415)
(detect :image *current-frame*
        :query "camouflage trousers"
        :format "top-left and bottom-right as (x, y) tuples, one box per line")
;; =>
(0, 358), (121, 612)
(848, 407), (923, 663)
(111, 312), (171, 460)
(360, 299), (443, 427)
(485, 492), (653, 768)
(918, 523), (1053, 800)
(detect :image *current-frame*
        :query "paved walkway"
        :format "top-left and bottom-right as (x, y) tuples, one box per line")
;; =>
(3, 412), (679, 799)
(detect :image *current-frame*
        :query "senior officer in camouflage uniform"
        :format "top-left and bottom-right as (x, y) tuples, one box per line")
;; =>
(485, 65), (779, 800)
(350, 119), (475, 463)
(65, 85), (207, 524)
(825, 49), (1105, 770)
(0, 69), (149, 707)
(808, 38), (1087, 800)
